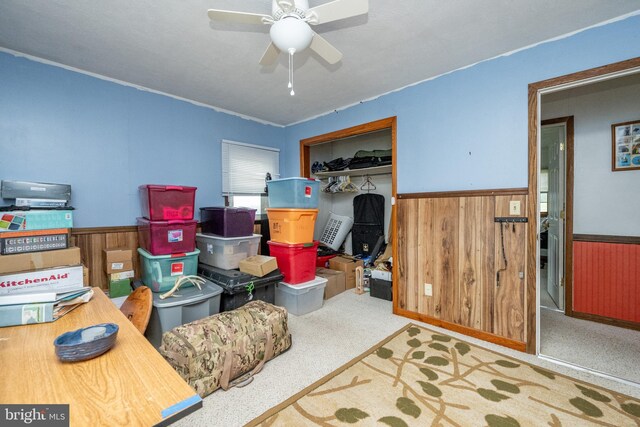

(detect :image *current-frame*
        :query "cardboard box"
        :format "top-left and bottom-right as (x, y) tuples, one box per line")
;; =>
(109, 270), (134, 281)
(109, 278), (132, 298)
(103, 248), (133, 273)
(316, 267), (346, 300)
(0, 264), (84, 296)
(239, 255), (278, 277)
(371, 269), (392, 281)
(0, 247), (81, 274)
(328, 256), (364, 289)
(0, 210), (73, 232)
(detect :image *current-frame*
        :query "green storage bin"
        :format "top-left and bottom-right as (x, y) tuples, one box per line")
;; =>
(138, 248), (200, 292)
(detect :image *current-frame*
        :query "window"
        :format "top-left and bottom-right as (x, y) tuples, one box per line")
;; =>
(221, 140), (279, 211)
(540, 169), (549, 214)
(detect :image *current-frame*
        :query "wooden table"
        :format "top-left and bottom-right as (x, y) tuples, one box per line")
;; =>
(0, 288), (201, 426)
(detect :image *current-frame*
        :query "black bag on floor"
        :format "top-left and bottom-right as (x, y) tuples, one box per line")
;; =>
(352, 193), (385, 256)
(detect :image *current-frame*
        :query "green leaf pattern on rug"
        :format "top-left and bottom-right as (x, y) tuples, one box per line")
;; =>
(417, 381), (443, 397)
(425, 356), (449, 366)
(411, 351), (425, 359)
(569, 397), (603, 418)
(419, 367), (439, 381)
(491, 380), (520, 394)
(376, 347), (393, 359)
(428, 342), (449, 352)
(531, 366), (555, 380)
(621, 402), (640, 417)
(335, 408), (370, 423)
(575, 384), (611, 402)
(407, 327), (421, 337)
(378, 416), (409, 427)
(407, 338), (422, 348)
(477, 388), (510, 402)
(431, 334), (452, 342)
(495, 360), (520, 368)
(485, 414), (521, 427)
(396, 397), (421, 418)
(454, 342), (471, 356)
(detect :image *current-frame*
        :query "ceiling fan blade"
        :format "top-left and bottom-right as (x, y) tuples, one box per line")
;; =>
(207, 9), (272, 25)
(309, 32), (343, 64)
(260, 42), (281, 66)
(306, 0), (368, 25)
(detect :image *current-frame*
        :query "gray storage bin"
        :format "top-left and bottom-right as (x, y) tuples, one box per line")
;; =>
(145, 279), (223, 347)
(275, 276), (327, 316)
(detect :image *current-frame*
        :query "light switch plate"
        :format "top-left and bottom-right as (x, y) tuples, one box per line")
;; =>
(509, 201), (521, 215)
(424, 283), (433, 296)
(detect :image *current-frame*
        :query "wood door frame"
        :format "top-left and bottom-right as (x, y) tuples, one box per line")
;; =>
(540, 116), (574, 316)
(299, 116), (398, 307)
(527, 56), (640, 353)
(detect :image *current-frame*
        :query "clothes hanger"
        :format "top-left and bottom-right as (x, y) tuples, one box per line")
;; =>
(360, 175), (376, 192)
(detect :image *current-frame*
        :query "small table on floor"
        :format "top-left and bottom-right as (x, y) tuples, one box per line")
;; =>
(0, 287), (201, 426)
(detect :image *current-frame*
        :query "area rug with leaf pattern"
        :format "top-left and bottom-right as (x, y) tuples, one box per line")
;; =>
(246, 323), (640, 427)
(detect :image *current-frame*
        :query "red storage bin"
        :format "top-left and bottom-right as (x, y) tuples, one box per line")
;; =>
(316, 254), (337, 268)
(137, 217), (197, 255)
(139, 184), (197, 221)
(267, 240), (319, 285)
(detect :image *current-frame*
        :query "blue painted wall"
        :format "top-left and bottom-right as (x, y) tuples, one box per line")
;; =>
(0, 53), (284, 227)
(283, 14), (640, 193)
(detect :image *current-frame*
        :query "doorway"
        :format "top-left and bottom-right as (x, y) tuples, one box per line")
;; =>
(531, 59), (640, 383)
(539, 118), (572, 312)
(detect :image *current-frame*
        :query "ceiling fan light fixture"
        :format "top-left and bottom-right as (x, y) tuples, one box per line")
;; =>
(269, 17), (313, 53)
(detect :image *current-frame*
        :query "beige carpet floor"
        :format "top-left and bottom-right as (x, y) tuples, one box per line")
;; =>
(170, 291), (640, 427)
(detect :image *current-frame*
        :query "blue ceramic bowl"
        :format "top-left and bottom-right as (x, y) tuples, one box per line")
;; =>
(54, 323), (119, 362)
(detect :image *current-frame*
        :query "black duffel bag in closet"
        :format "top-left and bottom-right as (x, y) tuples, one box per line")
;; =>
(352, 193), (385, 257)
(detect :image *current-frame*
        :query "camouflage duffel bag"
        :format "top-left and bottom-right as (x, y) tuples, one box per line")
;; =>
(159, 300), (291, 397)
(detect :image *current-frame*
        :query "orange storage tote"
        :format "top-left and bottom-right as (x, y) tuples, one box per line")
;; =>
(266, 208), (318, 244)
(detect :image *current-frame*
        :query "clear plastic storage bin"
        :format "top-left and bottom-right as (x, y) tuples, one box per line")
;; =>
(195, 233), (261, 270)
(275, 276), (327, 316)
(267, 178), (320, 208)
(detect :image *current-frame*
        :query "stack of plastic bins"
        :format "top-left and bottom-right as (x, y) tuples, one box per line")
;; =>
(137, 185), (199, 294)
(266, 177), (320, 285)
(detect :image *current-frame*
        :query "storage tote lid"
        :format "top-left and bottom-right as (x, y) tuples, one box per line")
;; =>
(279, 276), (327, 293)
(196, 233), (261, 242)
(200, 206), (256, 213)
(197, 263), (284, 293)
(268, 177), (319, 184)
(139, 184), (197, 191)
(138, 247), (200, 260)
(266, 240), (319, 249)
(137, 217), (197, 226)
(151, 280), (223, 308)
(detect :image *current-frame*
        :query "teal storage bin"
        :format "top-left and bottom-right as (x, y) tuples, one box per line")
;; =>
(138, 248), (200, 292)
(267, 177), (320, 208)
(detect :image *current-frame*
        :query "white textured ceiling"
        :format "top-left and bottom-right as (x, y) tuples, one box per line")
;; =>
(1, 0), (639, 126)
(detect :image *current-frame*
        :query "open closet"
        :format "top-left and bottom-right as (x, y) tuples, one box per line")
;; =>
(300, 117), (397, 262)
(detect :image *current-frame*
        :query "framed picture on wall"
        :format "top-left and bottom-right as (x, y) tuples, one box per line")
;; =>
(611, 119), (640, 171)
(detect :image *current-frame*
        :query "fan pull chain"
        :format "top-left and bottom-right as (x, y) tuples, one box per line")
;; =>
(288, 48), (295, 96)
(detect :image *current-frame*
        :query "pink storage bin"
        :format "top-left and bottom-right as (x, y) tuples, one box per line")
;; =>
(139, 184), (197, 221)
(137, 217), (197, 255)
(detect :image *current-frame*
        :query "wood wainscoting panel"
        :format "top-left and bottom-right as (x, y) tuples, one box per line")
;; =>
(493, 222), (526, 342)
(396, 190), (528, 348)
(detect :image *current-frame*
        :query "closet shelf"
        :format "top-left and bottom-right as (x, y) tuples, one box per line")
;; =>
(313, 164), (392, 178)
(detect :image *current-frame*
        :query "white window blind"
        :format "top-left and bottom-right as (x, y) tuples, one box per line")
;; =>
(222, 140), (280, 195)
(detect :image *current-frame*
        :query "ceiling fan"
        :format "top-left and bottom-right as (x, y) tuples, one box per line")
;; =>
(207, 0), (369, 95)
